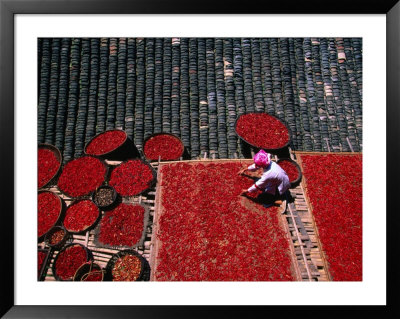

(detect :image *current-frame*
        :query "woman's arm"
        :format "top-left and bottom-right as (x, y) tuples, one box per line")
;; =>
(247, 184), (260, 193)
(247, 163), (257, 171)
(238, 163), (257, 175)
(246, 168), (275, 192)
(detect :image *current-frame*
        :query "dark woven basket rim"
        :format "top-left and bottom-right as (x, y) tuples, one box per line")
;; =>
(84, 129), (129, 157)
(56, 155), (109, 200)
(73, 261), (104, 281)
(38, 190), (65, 242)
(91, 185), (118, 210)
(108, 158), (157, 197)
(93, 202), (150, 251)
(62, 198), (101, 235)
(38, 143), (63, 190)
(277, 157), (303, 186)
(234, 111), (292, 152)
(104, 249), (146, 281)
(52, 243), (93, 281)
(44, 225), (69, 249)
(143, 132), (185, 162)
(38, 247), (51, 281)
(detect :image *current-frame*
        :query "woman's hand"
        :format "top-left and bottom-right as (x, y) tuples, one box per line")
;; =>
(238, 168), (246, 175)
(240, 189), (248, 195)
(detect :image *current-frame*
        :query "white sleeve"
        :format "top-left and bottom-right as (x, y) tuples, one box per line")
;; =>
(247, 184), (258, 193)
(247, 163), (257, 171)
(254, 171), (275, 192)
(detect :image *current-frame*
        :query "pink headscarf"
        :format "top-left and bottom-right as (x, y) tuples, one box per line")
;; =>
(253, 149), (271, 168)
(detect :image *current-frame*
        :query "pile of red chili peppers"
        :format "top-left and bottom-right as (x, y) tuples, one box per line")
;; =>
(38, 148), (60, 188)
(112, 255), (142, 281)
(49, 228), (66, 245)
(85, 130), (126, 155)
(81, 264), (103, 281)
(98, 203), (145, 247)
(299, 154), (362, 281)
(109, 160), (154, 196)
(63, 200), (99, 233)
(83, 271), (103, 281)
(278, 159), (299, 183)
(155, 162), (294, 281)
(38, 192), (61, 238)
(236, 113), (290, 149)
(143, 134), (184, 161)
(57, 156), (106, 197)
(54, 245), (87, 280)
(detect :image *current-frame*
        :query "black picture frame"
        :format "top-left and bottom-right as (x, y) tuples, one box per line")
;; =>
(1, 0), (399, 318)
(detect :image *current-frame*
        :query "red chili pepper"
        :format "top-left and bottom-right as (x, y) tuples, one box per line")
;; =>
(109, 160), (154, 196)
(38, 149), (60, 188)
(64, 200), (99, 232)
(83, 271), (103, 281)
(155, 162), (294, 281)
(81, 264), (103, 281)
(86, 130), (126, 155)
(38, 192), (61, 237)
(112, 255), (142, 281)
(236, 113), (290, 149)
(57, 156), (106, 197)
(143, 134), (184, 160)
(300, 154), (362, 281)
(277, 160), (299, 183)
(98, 203), (145, 247)
(54, 245), (87, 280)
(49, 229), (65, 245)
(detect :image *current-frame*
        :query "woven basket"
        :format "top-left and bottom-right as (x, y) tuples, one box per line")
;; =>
(234, 111), (292, 155)
(91, 185), (119, 211)
(108, 158), (157, 197)
(93, 203), (150, 251)
(62, 199), (101, 235)
(104, 250), (146, 281)
(277, 158), (302, 188)
(52, 243), (93, 281)
(84, 129), (141, 161)
(73, 261), (104, 281)
(143, 132), (188, 162)
(38, 143), (63, 189)
(44, 225), (70, 249)
(57, 156), (109, 200)
(38, 190), (66, 243)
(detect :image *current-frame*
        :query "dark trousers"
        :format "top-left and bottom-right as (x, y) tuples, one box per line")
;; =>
(258, 187), (286, 204)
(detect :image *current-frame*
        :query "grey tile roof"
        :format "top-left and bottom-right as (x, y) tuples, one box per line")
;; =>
(37, 38), (362, 163)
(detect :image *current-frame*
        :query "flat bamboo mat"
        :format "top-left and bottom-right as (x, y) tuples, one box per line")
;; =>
(149, 157), (322, 281)
(292, 151), (363, 281)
